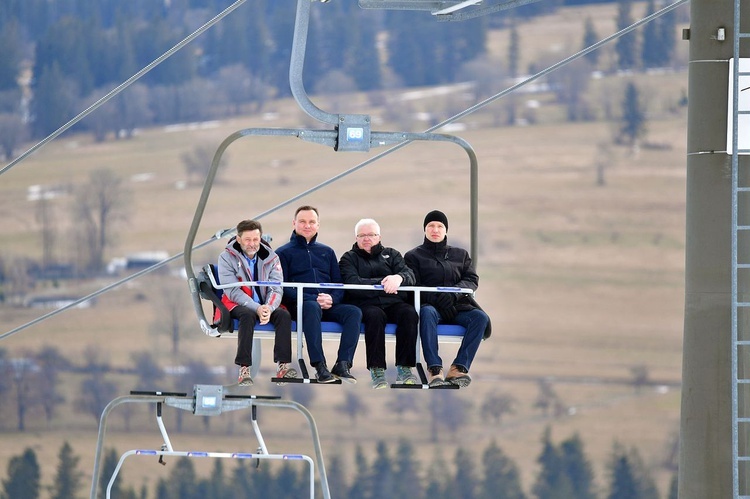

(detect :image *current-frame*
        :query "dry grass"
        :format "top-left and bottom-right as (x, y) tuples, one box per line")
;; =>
(0, 3), (691, 497)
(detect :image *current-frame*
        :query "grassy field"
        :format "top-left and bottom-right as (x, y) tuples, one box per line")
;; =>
(0, 2), (691, 497)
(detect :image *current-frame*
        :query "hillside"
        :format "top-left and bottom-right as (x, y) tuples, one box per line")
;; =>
(0, 2), (690, 497)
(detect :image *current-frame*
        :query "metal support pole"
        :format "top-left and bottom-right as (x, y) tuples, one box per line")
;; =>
(680, 0), (745, 495)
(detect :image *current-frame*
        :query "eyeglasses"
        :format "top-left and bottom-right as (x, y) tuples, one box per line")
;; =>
(356, 233), (379, 239)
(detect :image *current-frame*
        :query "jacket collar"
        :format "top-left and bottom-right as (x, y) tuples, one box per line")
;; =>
(228, 237), (270, 260)
(350, 241), (384, 258)
(421, 236), (448, 253)
(289, 230), (318, 246)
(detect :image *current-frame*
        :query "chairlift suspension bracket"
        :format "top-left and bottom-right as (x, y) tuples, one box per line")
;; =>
(91, 390), (332, 499)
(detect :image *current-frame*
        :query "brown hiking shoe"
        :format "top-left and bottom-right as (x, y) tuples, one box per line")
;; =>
(445, 364), (471, 387)
(427, 366), (448, 387)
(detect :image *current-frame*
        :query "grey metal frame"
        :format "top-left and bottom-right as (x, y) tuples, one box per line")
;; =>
(89, 393), (329, 499)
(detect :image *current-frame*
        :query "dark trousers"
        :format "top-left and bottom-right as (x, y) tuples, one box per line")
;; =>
(361, 301), (418, 369)
(231, 305), (292, 367)
(289, 301), (362, 367)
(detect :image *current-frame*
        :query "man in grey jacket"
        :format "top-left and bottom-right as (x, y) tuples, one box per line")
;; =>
(218, 219), (297, 386)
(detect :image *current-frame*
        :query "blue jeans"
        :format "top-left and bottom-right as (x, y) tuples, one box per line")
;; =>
(419, 305), (488, 371)
(300, 300), (362, 367)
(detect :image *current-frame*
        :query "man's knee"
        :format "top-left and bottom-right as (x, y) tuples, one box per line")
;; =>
(273, 307), (292, 327)
(302, 300), (322, 320)
(420, 305), (440, 321)
(362, 307), (386, 324)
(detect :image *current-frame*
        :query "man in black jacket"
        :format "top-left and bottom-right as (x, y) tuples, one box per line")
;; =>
(339, 218), (419, 389)
(404, 210), (491, 388)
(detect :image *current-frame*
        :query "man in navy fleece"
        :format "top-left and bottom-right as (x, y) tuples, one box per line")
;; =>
(276, 205), (362, 384)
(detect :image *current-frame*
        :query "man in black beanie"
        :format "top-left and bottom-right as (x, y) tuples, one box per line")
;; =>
(404, 210), (491, 387)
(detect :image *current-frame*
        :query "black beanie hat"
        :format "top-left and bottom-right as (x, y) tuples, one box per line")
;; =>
(423, 210), (448, 231)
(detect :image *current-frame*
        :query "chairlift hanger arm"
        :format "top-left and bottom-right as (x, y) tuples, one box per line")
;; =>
(183, 127), (478, 336)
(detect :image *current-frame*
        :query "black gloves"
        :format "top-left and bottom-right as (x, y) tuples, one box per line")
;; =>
(433, 292), (455, 310)
(433, 293), (457, 321)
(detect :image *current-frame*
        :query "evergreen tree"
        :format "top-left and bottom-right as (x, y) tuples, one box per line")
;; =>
(99, 448), (122, 499)
(423, 452), (450, 499)
(230, 461), (254, 496)
(266, 3), (297, 98)
(583, 17), (600, 66)
(658, 8), (677, 67)
(615, 0), (638, 70)
(560, 433), (596, 499)
(0, 20), (23, 91)
(641, 0), (660, 69)
(348, 445), (370, 498)
(274, 462), (306, 498)
(2, 448), (41, 499)
(509, 24), (520, 79)
(392, 439), (422, 498)
(385, 12), (432, 87)
(531, 427), (575, 499)
(30, 62), (77, 138)
(326, 453), (349, 498)
(607, 443), (639, 499)
(446, 447), (479, 499)
(345, 9), (382, 91)
(479, 440), (526, 499)
(619, 81), (647, 146)
(205, 459), (230, 499)
(369, 441), (395, 499)
(166, 457), (199, 499)
(49, 441), (83, 499)
(606, 442), (659, 499)
(33, 16), (94, 96)
(667, 471), (678, 499)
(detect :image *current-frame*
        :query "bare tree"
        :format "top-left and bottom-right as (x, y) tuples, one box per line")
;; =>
(548, 58), (594, 122)
(35, 195), (57, 269)
(629, 363), (650, 392)
(131, 351), (165, 391)
(336, 391), (368, 426)
(427, 391), (473, 442)
(480, 392), (517, 424)
(312, 69), (357, 114)
(594, 141), (615, 186)
(458, 56), (506, 126)
(534, 378), (563, 417)
(3, 256), (33, 305)
(149, 281), (192, 355)
(81, 88), (120, 142)
(0, 113), (28, 160)
(76, 346), (118, 423)
(34, 346), (67, 426)
(10, 356), (42, 431)
(216, 64), (272, 115)
(71, 168), (131, 273)
(115, 83), (152, 139)
(386, 390), (421, 421)
(0, 349), (12, 429)
(181, 144), (229, 186)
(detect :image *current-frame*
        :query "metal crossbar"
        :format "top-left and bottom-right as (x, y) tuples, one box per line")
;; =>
(90, 394), (330, 499)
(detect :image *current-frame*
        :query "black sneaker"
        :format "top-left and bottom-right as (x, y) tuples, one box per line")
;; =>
(331, 360), (357, 384)
(315, 362), (336, 383)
